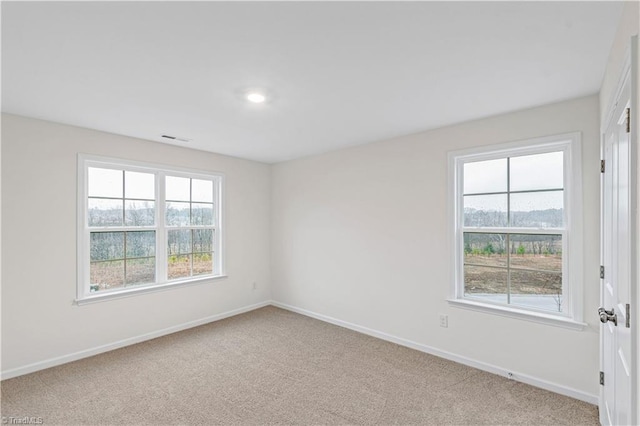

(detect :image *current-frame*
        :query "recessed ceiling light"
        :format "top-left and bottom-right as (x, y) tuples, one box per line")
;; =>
(246, 92), (266, 103)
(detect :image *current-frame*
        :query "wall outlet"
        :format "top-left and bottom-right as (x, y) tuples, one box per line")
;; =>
(252, 282), (257, 291)
(439, 314), (448, 328)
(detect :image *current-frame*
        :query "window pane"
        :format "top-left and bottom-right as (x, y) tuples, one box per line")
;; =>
(167, 230), (192, 255)
(463, 233), (507, 267)
(510, 151), (563, 192)
(463, 265), (508, 304)
(90, 232), (124, 261)
(510, 191), (563, 227)
(193, 229), (213, 253)
(192, 179), (213, 202)
(125, 258), (155, 285)
(88, 167), (123, 198)
(510, 269), (563, 312)
(166, 202), (190, 227)
(88, 198), (123, 227)
(125, 171), (155, 200)
(125, 200), (155, 226)
(509, 234), (562, 272)
(168, 255), (191, 280)
(193, 253), (213, 276)
(166, 176), (190, 201)
(90, 260), (124, 291)
(126, 231), (156, 258)
(463, 158), (507, 194)
(192, 203), (214, 226)
(463, 194), (507, 227)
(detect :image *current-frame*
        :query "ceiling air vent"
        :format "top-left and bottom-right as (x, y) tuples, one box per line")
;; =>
(161, 135), (191, 143)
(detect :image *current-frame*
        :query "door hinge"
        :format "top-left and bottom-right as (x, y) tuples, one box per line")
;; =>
(626, 107), (631, 133)
(600, 266), (605, 279)
(601, 160), (605, 173)
(626, 304), (630, 328)
(600, 371), (605, 386)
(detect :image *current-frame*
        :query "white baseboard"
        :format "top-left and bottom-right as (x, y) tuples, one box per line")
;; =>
(1, 300), (271, 380)
(271, 300), (599, 405)
(1, 298), (600, 406)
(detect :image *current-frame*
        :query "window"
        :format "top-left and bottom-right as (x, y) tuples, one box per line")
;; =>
(77, 155), (224, 304)
(448, 133), (584, 328)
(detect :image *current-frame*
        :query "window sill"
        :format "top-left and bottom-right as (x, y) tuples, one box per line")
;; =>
(74, 275), (228, 306)
(446, 298), (587, 331)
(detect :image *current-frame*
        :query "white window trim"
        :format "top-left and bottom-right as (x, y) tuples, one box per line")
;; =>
(447, 132), (586, 330)
(76, 154), (226, 305)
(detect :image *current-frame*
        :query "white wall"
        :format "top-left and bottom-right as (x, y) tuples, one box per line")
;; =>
(1, 114), (271, 374)
(271, 95), (601, 398)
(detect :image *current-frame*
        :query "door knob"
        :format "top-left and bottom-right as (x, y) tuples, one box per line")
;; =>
(598, 307), (617, 325)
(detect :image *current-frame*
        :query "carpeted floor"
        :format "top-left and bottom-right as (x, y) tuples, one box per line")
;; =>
(1, 306), (598, 425)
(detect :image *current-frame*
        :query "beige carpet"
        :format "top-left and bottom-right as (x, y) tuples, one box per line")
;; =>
(1, 306), (598, 425)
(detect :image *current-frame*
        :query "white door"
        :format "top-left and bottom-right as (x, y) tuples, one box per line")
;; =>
(600, 41), (636, 426)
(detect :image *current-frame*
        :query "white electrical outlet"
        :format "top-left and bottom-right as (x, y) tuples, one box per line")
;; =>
(252, 282), (257, 290)
(439, 314), (448, 328)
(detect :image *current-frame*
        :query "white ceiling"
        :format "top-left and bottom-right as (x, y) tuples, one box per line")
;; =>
(2, 2), (623, 163)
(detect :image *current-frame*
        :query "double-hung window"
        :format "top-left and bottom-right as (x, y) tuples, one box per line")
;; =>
(77, 155), (224, 304)
(448, 133), (584, 328)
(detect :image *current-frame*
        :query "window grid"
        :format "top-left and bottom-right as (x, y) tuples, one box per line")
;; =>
(461, 150), (565, 311)
(78, 156), (224, 302)
(165, 176), (215, 281)
(87, 169), (156, 228)
(458, 145), (568, 315)
(166, 229), (216, 280)
(449, 133), (583, 326)
(89, 230), (157, 291)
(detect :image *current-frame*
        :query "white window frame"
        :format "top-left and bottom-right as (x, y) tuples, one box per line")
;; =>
(447, 132), (586, 330)
(76, 154), (226, 305)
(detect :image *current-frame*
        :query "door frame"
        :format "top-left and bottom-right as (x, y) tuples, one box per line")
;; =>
(632, 34), (639, 426)
(599, 35), (638, 425)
